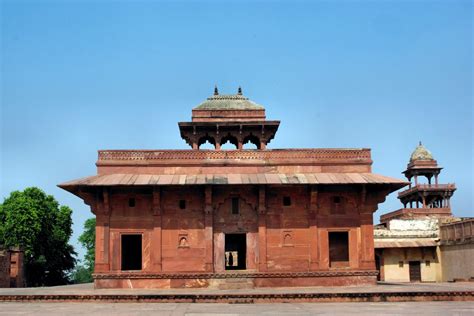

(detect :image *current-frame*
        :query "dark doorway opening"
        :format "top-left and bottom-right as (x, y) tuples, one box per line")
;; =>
(225, 233), (246, 270)
(121, 234), (142, 271)
(329, 231), (349, 267)
(409, 261), (421, 282)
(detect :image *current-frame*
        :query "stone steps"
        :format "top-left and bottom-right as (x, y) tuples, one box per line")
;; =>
(1, 290), (473, 303)
(217, 278), (255, 290)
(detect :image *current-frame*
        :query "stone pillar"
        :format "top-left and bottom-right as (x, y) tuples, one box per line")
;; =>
(356, 186), (372, 269)
(151, 188), (162, 271)
(258, 186), (267, 271)
(309, 186), (319, 270)
(204, 186), (214, 272)
(318, 229), (329, 269)
(359, 211), (375, 269)
(95, 217), (110, 272)
(349, 228), (359, 269)
(95, 189), (110, 273)
(378, 249), (385, 281)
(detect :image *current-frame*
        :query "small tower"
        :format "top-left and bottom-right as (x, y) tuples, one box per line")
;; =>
(178, 87), (280, 150)
(381, 143), (456, 223)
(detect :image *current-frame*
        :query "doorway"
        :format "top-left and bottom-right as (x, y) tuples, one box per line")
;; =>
(328, 231), (349, 267)
(225, 233), (246, 270)
(409, 261), (421, 282)
(121, 234), (142, 271)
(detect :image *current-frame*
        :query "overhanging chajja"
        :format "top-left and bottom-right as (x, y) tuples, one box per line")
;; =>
(59, 172), (407, 189)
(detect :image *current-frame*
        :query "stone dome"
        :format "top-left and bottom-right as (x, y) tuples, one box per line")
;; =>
(410, 142), (434, 162)
(194, 87), (264, 110)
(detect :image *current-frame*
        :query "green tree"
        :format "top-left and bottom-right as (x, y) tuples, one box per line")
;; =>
(71, 264), (93, 283)
(78, 217), (95, 277)
(0, 187), (76, 286)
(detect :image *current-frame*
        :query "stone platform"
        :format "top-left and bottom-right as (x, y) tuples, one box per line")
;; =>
(0, 282), (473, 303)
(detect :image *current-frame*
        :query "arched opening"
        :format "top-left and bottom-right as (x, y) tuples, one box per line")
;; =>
(243, 134), (260, 150)
(220, 134), (238, 150)
(198, 135), (216, 150)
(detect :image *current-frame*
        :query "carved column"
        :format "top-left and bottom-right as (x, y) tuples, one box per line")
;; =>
(359, 210), (375, 269)
(309, 186), (319, 270)
(204, 185), (214, 272)
(151, 187), (162, 271)
(95, 188), (110, 272)
(237, 131), (243, 150)
(258, 186), (267, 271)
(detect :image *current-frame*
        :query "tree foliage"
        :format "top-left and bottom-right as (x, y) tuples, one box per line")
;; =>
(78, 217), (95, 277)
(0, 187), (76, 286)
(71, 264), (93, 283)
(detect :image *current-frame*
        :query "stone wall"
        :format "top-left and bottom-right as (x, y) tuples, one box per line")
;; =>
(439, 218), (474, 282)
(9, 248), (25, 287)
(440, 243), (474, 281)
(0, 248), (11, 288)
(374, 218), (439, 238)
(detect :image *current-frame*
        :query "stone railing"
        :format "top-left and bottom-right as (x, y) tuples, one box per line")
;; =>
(398, 184), (456, 197)
(98, 149), (372, 162)
(440, 218), (474, 245)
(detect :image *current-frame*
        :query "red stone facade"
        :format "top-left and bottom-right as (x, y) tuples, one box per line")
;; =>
(0, 247), (24, 288)
(60, 90), (406, 288)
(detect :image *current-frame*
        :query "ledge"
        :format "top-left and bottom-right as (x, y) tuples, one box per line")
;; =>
(93, 270), (379, 279)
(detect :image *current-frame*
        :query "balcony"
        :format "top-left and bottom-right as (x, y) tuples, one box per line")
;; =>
(398, 184), (456, 199)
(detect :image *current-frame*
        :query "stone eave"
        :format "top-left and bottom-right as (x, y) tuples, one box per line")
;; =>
(58, 172), (407, 193)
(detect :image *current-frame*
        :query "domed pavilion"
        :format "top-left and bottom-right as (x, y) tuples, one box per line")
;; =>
(380, 142), (456, 224)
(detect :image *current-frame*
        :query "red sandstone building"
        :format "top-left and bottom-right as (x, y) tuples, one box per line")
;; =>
(60, 88), (407, 288)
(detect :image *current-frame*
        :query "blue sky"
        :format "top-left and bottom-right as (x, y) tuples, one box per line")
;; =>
(1, 0), (472, 260)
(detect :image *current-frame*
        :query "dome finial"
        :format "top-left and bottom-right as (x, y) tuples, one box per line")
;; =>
(237, 86), (242, 95)
(214, 85), (219, 96)
(410, 142), (434, 162)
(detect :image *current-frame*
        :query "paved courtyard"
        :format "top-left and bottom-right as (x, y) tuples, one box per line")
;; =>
(0, 301), (473, 315)
(1, 281), (473, 296)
